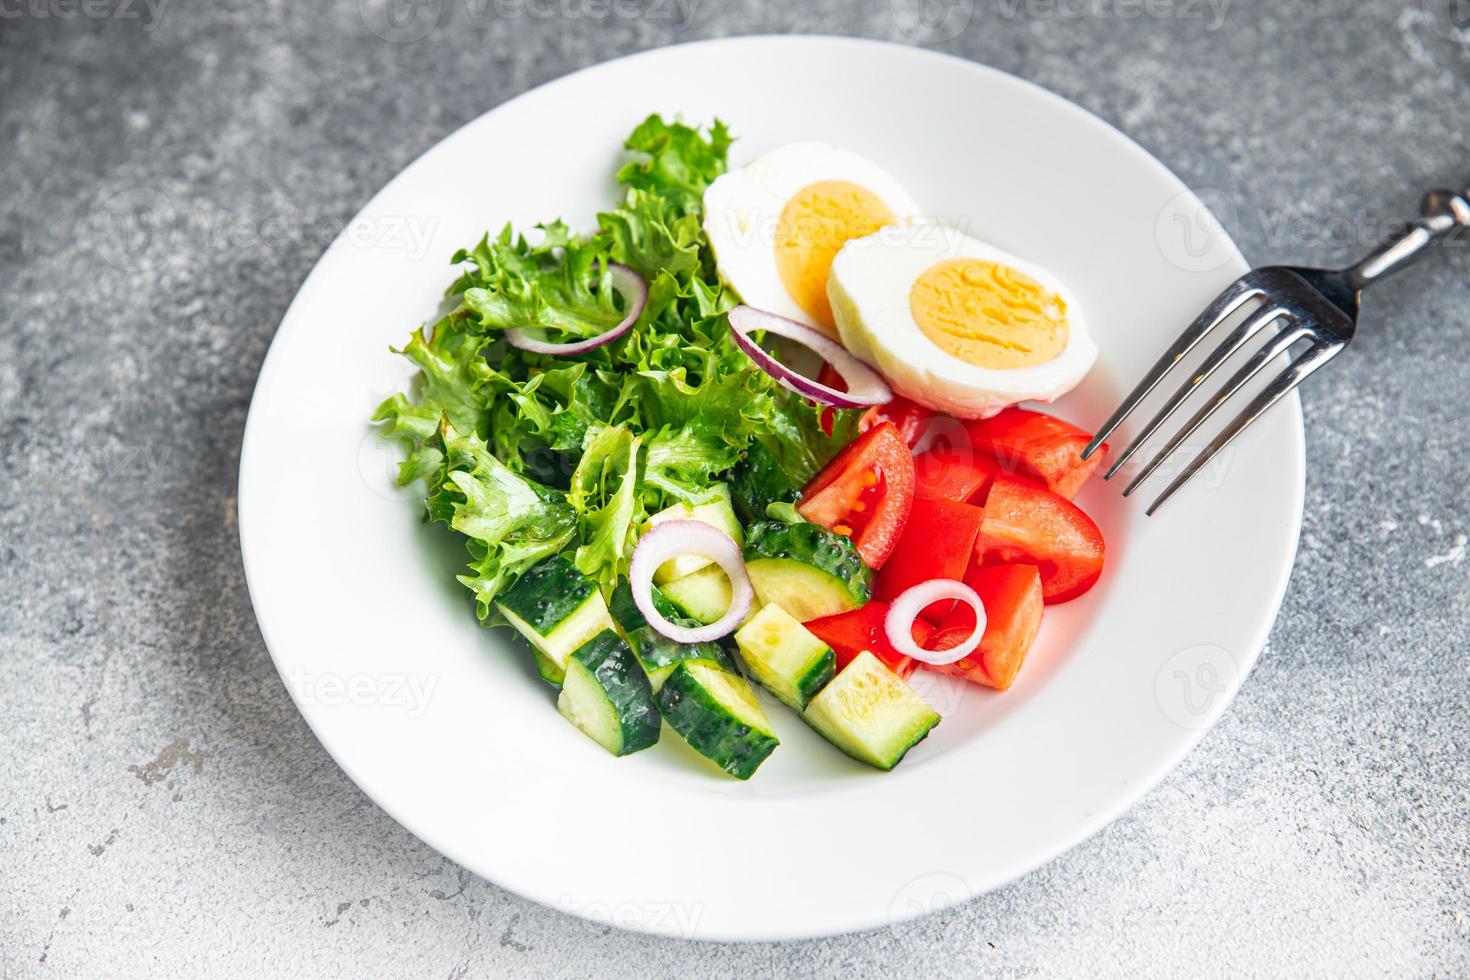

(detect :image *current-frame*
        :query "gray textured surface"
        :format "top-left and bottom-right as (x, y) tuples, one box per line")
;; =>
(2, 0), (1468, 975)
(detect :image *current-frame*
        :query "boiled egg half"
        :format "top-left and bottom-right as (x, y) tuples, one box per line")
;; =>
(828, 223), (1097, 419)
(703, 143), (922, 336)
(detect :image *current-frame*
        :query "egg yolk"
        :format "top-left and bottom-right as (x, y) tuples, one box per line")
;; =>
(775, 180), (896, 332)
(908, 259), (1070, 370)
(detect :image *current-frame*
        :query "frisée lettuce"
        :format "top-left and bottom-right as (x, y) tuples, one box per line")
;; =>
(374, 115), (862, 618)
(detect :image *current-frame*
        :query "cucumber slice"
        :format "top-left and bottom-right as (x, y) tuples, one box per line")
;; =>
(742, 521), (872, 621)
(660, 564), (736, 625)
(657, 660), (779, 780)
(532, 649), (566, 686)
(629, 627), (735, 693)
(734, 604), (835, 710)
(641, 485), (743, 585)
(606, 582), (735, 691)
(607, 580), (687, 634)
(496, 555), (617, 683)
(803, 651), (940, 770)
(556, 631), (661, 756)
(730, 439), (804, 523)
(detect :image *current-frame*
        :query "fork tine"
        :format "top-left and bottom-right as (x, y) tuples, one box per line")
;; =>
(1121, 321), (1311, 496)
(1081, 276), (1263, 461)
(1103, 302), (1288, 479)
(1143, 340), (1343, 515)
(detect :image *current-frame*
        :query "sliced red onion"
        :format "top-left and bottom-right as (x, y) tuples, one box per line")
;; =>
(728, 305), (892, 408)
(504, 262), (647, 355)
(885, 580), (987, 666)
(629, 520), (753, 644)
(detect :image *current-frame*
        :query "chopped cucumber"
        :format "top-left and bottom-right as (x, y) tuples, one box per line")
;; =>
(660, 564), (735, 625)
(606, 582), (735, 691)
(803, 651), (940, 770)
(556, 630), (661, 756)
(629, 628), (735, 693)
(532, 649), (566, 686)
(607, 580), (685, 634)
(742, 521), (872, 621)
(731, 439), (804, 523)
(657, 660), (779, 780)
(496, 555), (617, 684)
(734, 604), (835, 710)
(641, 485), (743, 584)
(660, 564), (764, 628)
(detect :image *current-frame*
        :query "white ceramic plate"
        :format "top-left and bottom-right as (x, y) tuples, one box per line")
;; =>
(239, 36), (1303, 941)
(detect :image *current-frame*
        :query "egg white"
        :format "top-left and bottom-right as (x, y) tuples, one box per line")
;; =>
(828, 222), (1098, 419)
(702, 142), (923, 328)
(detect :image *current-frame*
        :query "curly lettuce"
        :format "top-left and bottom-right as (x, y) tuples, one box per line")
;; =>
(375, 114), (863, 610)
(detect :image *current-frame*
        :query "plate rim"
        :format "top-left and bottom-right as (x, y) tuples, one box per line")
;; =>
(238, 34), (1304, 942)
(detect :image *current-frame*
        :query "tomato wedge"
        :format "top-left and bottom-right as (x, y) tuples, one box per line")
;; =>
(976, 474), (1105, 603)
(927, 564), (1044, 690)
(799, 421), (915, 569)
(964, 407), (1107, 500)
(874, 497), (985, 619)
(804, 601), (932, 678)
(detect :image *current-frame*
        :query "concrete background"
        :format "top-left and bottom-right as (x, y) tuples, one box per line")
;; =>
(2, 0), (1467, 975)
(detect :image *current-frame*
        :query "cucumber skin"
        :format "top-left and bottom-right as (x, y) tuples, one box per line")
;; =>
(532, 648), (566, 687)
(742, 521), (874, 602)
(730, 440), (804, 523)
(568, 631), (661, 756)
(627, 625), (734, 674)
(788, 650), (836, 711)
(498, 554), (596, 634)
(608, 582), (698, 633)
(657, 664), (779, 780)
(608, 583), (733, 684)
(803, 711), (939, 771)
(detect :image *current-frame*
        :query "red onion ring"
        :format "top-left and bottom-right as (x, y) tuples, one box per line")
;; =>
(504, 263), (647, 355)
(728, 305), (892, 408)
(885, 580), (986, 666)
(629, 520), (754, 644)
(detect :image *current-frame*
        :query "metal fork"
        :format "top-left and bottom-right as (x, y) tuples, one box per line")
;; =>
(1082, 186), (1470, 515)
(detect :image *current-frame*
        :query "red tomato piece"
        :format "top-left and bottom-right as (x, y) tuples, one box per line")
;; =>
(804, 601), (931, 678)
(874, 498), (986, 619)
(927, 564), (1044, 690)
(913, 445), (1003, 502)
(799, 422), (916, 570)
(860, 396), (935, 447)
(976, 475), (1105, 603)
(964, 407), (1108, 500)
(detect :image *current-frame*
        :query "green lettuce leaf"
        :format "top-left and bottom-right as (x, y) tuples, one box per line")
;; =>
(452, 222), (625, 344)
(567, 424), (645, 595)
(431, 423), (577, 618)
(616, 115), (732, 214)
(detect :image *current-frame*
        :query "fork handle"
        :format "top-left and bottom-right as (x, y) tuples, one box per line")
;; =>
(1346, 188), (1470, 291)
